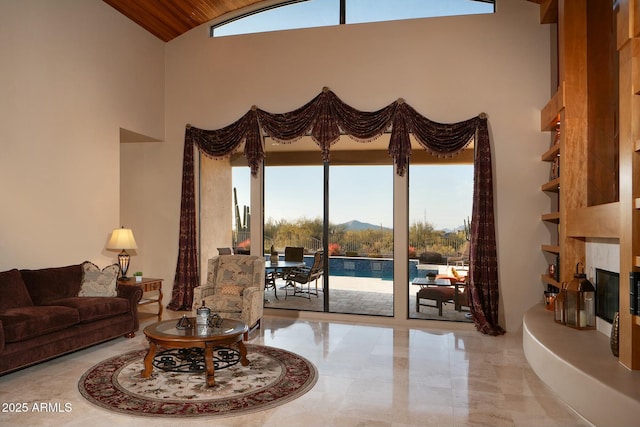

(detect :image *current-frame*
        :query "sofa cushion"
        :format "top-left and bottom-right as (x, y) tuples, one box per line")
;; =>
(0, 269), (33, 310)
(45, 297), (129, 323)
(0, 306), (79, 343)
(206, 295), (243, 313)
(20, 264), (82, 305)
(79, 262), (119, 297)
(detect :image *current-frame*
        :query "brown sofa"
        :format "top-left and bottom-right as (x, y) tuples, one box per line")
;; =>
(0, 263), (142, 376)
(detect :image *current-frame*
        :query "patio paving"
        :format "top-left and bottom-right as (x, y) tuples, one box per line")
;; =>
(264, 275), (472, 323)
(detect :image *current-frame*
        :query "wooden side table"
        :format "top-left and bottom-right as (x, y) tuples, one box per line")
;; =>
(118, 277), (163, 321)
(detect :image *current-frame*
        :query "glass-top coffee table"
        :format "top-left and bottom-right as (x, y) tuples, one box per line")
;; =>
(142, 317), (249, 387)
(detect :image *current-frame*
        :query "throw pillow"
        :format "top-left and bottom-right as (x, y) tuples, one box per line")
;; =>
(0, 269), (34, 310)
(79, 262), (119, 297)
(218, 285), (243, 296)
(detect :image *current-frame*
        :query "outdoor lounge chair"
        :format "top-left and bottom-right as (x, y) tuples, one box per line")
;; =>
(416, 275), (456, 316)
(416, 276), (468, 316)
(284, 251), (324, 299)
(454, 281), (470, 312)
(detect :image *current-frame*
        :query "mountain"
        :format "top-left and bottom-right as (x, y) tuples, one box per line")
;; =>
(338, 220), (392, 232)
(339, 219), (465, 233)
(442, 225), (466, 233)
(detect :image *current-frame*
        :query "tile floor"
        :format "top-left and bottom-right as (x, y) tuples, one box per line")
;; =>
(0, 312), (590, 427)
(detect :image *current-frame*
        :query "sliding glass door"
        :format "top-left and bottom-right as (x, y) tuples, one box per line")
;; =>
(263, 165), (324, 311)
(408, 164), (473, 322)
(328, 164), (393, 316)
(260, 160), (394, 316)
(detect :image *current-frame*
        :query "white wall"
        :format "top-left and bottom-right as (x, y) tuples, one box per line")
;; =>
(146, 0), (552, 331)
(0, 0), (164, 270)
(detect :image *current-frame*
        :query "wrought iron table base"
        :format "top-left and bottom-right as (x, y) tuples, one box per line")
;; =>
(153, 347), (242, 373)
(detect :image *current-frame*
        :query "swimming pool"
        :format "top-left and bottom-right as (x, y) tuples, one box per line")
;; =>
(290, 255), (428, 281)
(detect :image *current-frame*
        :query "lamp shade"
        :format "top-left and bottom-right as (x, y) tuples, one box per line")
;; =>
(107, 227), (138, 250)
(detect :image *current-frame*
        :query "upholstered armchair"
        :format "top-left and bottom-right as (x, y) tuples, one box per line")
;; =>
(192, 255), (265, 338)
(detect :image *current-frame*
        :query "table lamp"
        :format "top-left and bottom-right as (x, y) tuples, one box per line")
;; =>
(107, 226), (138, 279)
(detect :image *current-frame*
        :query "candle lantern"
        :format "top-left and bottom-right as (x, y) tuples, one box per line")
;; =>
(564, 263), (595, 329)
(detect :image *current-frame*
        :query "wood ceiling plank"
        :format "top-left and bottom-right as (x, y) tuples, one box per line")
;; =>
(103, 0), (266, 41)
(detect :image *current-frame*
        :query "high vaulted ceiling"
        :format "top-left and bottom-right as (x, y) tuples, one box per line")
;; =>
(104, 0), (542, 43)
(103, 0), (267, 42)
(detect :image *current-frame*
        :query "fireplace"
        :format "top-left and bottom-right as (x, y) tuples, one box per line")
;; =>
(595, 268), (619, 324)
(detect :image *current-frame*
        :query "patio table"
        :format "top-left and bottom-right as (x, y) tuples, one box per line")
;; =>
(265, 260), (305, 299)
(411, 278), (452, 288)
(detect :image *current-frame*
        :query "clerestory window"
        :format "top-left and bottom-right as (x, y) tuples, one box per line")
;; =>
(212, 0), (495, 38)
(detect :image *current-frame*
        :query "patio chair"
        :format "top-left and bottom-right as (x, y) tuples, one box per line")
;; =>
(264, 271), (278, 300)
(284, 246), (304, 261)
(192, 255), (265, 339)
(278, 246), (304, 278)
(284, 251), (324, 299)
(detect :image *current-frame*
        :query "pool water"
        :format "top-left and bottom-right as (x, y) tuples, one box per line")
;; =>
(290, 256), (429, 281)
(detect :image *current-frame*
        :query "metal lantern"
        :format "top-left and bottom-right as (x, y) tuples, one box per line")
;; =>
(564, 263), (596, 329)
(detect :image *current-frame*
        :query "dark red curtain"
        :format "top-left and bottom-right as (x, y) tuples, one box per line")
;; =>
(468, 118), (504, 335)
(167, 128), (198, 311)
(168, 88), (503, 335)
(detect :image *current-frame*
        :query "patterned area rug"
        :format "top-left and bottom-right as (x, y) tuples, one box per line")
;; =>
(78, 344), (318, 418)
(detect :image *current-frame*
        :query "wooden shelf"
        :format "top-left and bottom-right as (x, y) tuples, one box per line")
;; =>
(542, 212), (560, 223)
(541, 82), (565, 131)
(541, 177), (560, 192)
(541, 274), (560, 288)
(541, 144), (560, 162)
(542, 245), (561, 254)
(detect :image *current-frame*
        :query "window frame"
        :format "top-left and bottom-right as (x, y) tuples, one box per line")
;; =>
(210, 0), (495, 38)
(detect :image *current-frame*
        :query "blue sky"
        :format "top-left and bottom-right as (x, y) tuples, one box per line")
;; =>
(215, 0), (494, 37)
(233, 164), (473, 230)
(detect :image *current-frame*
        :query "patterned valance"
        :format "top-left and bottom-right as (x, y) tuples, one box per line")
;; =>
(186, 87), (485, 176)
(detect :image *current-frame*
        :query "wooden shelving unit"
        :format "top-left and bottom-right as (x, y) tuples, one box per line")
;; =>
(617, 0), (640, 370)
(534, 0), (640, 370)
